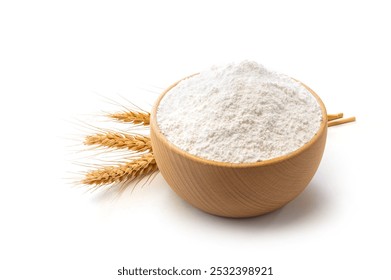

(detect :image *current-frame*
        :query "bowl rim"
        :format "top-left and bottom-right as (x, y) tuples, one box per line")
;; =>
(151, 74), (328, 168)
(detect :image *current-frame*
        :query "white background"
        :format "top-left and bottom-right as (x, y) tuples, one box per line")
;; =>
(1, 1), (390, 279)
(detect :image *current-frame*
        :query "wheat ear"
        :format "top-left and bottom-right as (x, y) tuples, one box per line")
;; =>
(84, 132), (151, 152)
(82, 153), (157, 186)
(109, 111), (150, 125)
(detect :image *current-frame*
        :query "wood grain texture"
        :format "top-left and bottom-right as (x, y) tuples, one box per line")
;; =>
(150, 77), (328, 218)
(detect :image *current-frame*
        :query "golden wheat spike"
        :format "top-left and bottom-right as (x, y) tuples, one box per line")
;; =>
(109, 111), (150, 125)
(82, 153), (157, 186)
(84, 132), (151, 152)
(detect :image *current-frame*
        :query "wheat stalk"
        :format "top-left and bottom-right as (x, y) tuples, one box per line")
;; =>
(328, 116), (356, 127)
(84, 132), (152, 152)
(109, 111), (150, 125)
(82, 153), (157, 186)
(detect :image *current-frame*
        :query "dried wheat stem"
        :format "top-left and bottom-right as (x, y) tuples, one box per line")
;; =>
(109, 111), (150, 125)
(327, 113), (344, 121)
(82, 153), (158, 186)
(328, 116), (356, 127)
(84, 132), (151, 152)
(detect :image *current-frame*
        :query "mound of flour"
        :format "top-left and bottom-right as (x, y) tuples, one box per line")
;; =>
(157, 61), (322, 163)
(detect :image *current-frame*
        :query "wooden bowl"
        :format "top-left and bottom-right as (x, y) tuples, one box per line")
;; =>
(150, 77), (328, 218)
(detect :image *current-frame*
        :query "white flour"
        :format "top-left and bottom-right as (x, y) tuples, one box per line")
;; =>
(157, 61), (322, 163)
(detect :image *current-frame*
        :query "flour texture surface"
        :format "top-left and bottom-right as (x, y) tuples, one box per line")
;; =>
(157, 61), (322, 163)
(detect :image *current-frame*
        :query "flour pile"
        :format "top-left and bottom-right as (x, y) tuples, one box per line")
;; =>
(157, 61), (322, 163)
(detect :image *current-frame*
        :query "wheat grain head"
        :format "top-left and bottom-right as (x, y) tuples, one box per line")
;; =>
(84, 132), (152, 152)
(109, 111), (150, 125)
(82, 153), (157, 186)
